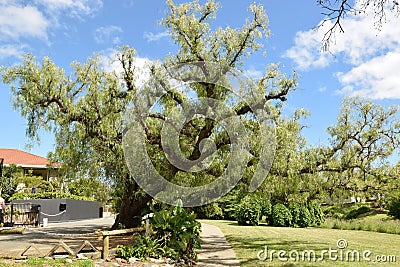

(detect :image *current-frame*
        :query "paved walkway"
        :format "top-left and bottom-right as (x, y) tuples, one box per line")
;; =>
(197, 223), (240, 267)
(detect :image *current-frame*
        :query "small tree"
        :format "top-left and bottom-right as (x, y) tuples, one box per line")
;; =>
(0, 165), (19, 201)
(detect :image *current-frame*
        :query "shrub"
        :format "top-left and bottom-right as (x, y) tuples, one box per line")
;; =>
(194, 203), (223, 219)
(235, 195), (262, 226)
(322, 204), (347, 219)
(345, 206), (370, 220)
(256, 196), (272, 223)
(10, 192), (94, 201)
(150, 204), (202, 264)
(218, 188), (245, 220)
(309, 201), (325, 225)
(387, 197), (400, 220)
(298, 205), (312, 228)
(319, 217), (400, 235)
(272, 203), (292, 227)
(289, 203), (312, 228)
(116, 235), (163, 260)
(289, 203), (301, 227)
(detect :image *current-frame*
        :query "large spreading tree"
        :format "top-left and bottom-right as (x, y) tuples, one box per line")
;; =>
(1, 0), (296, 228)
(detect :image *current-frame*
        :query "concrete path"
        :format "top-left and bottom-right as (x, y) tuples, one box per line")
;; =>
(197, 223), (240, 267)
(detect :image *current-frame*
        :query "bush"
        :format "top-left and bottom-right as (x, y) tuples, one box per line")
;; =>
(116, 235), (163, 260)
(272, 203), (292, 227)
(289, 203), (312, 228)
(309, 201), (325, 225)
(387, 197), (400, 220)
(10, 192), (94, 201)
(256, 196), (272, 223)
(345, 206), (370, 220)
(298, 205), (312, 227)
(150, 204), (202, 264)
(235, 195), (262, 226)
(193, 203), (223, 219)
(217, 188), (245, 220)
(289, 203), (301, 227)
(322, 205), (345, 219)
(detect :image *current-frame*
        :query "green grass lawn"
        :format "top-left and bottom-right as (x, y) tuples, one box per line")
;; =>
(201, 220), (400, 266)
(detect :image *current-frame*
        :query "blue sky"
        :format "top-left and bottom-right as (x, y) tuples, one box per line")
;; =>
(0, 0), (399, 158)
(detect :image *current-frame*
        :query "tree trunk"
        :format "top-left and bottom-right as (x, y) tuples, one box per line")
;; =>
(111, 177), (152, 229)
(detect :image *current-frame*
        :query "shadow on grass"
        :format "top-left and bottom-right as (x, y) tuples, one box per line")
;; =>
(224, 234), (327, 266)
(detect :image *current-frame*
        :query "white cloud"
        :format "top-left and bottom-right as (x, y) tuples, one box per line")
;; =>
(0, 5), (49, 41)
(0, 0), (103, 59)
(243, 67), (263, 79)
(94, 26), (123, 44)
(284, 30), (332, 70)
(34, 0), (103, 17)
(143, 31), (169, 42)
(336, 49), (400, 99)
(284, 6), (400, 99)
(0, 45), (25, 59)
(99, 49), (154, 88)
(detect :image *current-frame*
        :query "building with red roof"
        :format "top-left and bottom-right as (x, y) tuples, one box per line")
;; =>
(0, 148), (61, 181)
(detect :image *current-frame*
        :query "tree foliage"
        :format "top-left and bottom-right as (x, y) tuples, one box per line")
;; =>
(0, 165), (20, 201)
(1, 0), (297, 228)
(260, 98), (400, 203)
(67, 177), (111, 203)
(387, 197), (400, 220)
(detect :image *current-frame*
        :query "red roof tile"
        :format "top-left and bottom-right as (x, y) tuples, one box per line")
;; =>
(0, 148), (58, 167)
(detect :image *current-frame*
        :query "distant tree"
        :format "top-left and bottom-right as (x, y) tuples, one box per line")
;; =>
(68, 177), (111, 204)
(15, 170), (44, 192)
(321, 98), (400, 198)
(260, 98), (400, 203)
(0, 165), (19, 201)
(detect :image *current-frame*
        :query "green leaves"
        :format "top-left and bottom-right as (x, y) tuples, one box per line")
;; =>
(388, 197), (400, 220)
(150, 205), (201, 264)
(323, 97), (400, 197)
(260, 97), (400, 203)
(235, 195), (263, 226)
(272, 203), (292, 227)
(10, 191), (94, 201)
(163, 0), (269, 67)
(116, 235), (164, 260)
